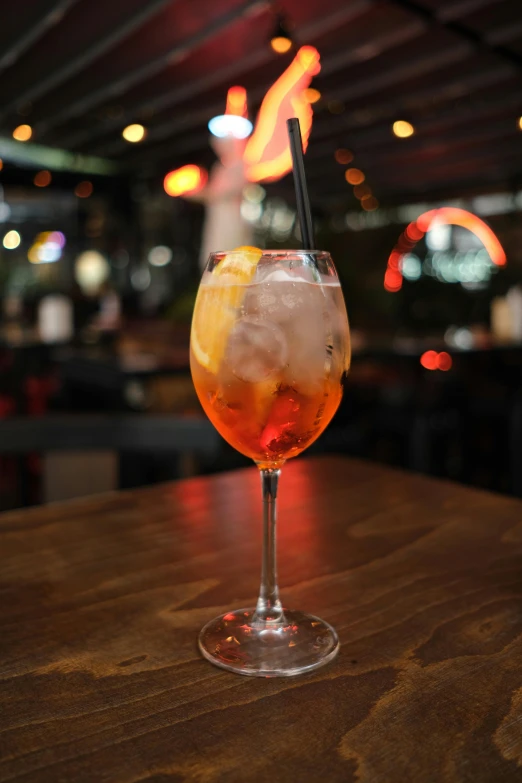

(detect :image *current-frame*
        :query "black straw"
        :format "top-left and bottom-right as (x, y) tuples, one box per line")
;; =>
(287, 117), (315, 250)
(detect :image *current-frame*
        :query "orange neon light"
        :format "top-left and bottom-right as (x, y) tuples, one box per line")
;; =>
(226, 86), (248, 118)
(164, 165), (208, 197)
(384, 207), (506, 292)
(244, 46), (321, 183)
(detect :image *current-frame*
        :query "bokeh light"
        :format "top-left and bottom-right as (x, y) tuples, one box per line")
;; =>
(420, 351), (438, 370)
(75, 180), (93, 198)
(393, 120), (414, 138)
(345, 168), (365, 185)
(304, 88), (321, 104)
(122, 124), (146, 143)
(353, 183), (372, 200)
(437, 352), (453, 371)
(75, 251), (109, 294)
(362, 196), (379, 211)
(208, 114), (253, 139)
(13, 124), (32, 142)
(148, 246), (172, 267)
(518, 116), (522, 131)
(28, 231), (65, 264)
(335, 148), (353, 165)
(164, 165), (208, 197)
(34, 170), (52, 187)
(270, 36), (292, 54)
(3, 230), (21, 249)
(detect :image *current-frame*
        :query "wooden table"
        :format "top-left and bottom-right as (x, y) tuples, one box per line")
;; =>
(2, 456), (522, 782)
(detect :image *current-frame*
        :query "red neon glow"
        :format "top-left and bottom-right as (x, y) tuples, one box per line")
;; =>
(384, 207), (506, 292)
(226, 86), (248, 118)
(244, 46), (321, 183)
(164, 165), (208, 197)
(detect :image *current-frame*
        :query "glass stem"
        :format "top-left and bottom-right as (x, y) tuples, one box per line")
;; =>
(253, 468), (285, 626)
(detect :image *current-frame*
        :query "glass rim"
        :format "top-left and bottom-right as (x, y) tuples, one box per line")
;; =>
(208, 248), (331, 257)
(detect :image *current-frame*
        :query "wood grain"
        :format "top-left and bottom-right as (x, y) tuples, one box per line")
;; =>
(2, 456), (522, 782)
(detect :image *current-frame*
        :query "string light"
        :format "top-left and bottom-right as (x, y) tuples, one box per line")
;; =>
(345, 168), (365, 185)
(34, 170), (52, 187)
(75, 181), (93, 198)
(12, 124), (32, 142)
(335, 149), (353, 164)
(392, 120), (414, 138)
(353, 184), (371, 200)
(362, 196), (379, 211)
(122, 124), (146, 143)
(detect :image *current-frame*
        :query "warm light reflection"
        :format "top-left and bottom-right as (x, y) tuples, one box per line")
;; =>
(384, 206), (506, 293)
(345, 168), (364, 185)
(393, 120), (414, 138)
(0, 159), (3, 171)
(75, 180), (93, 198)
(303, 88), (321, 104)
(271, 36), (292, 54)
(164, 164), (208, 197)
(244, 46), (320, 183)
(13, 124), (32, 142)
(34, 170), (52, 187)
(122, 124), (146, 143)
(335, 148), (353, 165)
(518, 117), (522, 131)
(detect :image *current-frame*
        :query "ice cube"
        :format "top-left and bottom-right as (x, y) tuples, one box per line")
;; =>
(224, 315), (288, 383)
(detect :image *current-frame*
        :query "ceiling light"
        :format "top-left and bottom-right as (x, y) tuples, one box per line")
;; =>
(12, 124), (32, 142)
(122, 124), (146, 143)
(392, 120), (414, 138)
(270, 15), (293, 54)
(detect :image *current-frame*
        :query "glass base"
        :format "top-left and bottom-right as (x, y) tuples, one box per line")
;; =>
(198, 608), (340, 677)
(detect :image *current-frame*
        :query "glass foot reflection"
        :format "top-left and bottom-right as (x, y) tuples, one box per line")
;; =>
(198, 608), (340, 677)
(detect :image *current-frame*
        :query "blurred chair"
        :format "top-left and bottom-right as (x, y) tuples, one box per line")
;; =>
(0, 415), (219, 505)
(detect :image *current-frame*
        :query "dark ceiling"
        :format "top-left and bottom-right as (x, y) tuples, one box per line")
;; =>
(1, 0), (522, 206)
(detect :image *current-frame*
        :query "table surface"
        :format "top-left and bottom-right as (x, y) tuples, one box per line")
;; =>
(3, 457), (522, 783)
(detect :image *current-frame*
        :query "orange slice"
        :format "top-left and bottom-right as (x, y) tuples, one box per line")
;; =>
(191, 246), (262, 373)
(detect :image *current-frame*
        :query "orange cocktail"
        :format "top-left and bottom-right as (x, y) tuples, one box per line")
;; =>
(190, 248), (350, 468)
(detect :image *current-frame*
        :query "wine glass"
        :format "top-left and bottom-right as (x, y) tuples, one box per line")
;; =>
(190, 248), (350, 676)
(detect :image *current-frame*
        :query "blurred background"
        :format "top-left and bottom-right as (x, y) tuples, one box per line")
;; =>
(1, 0), (522, 509)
